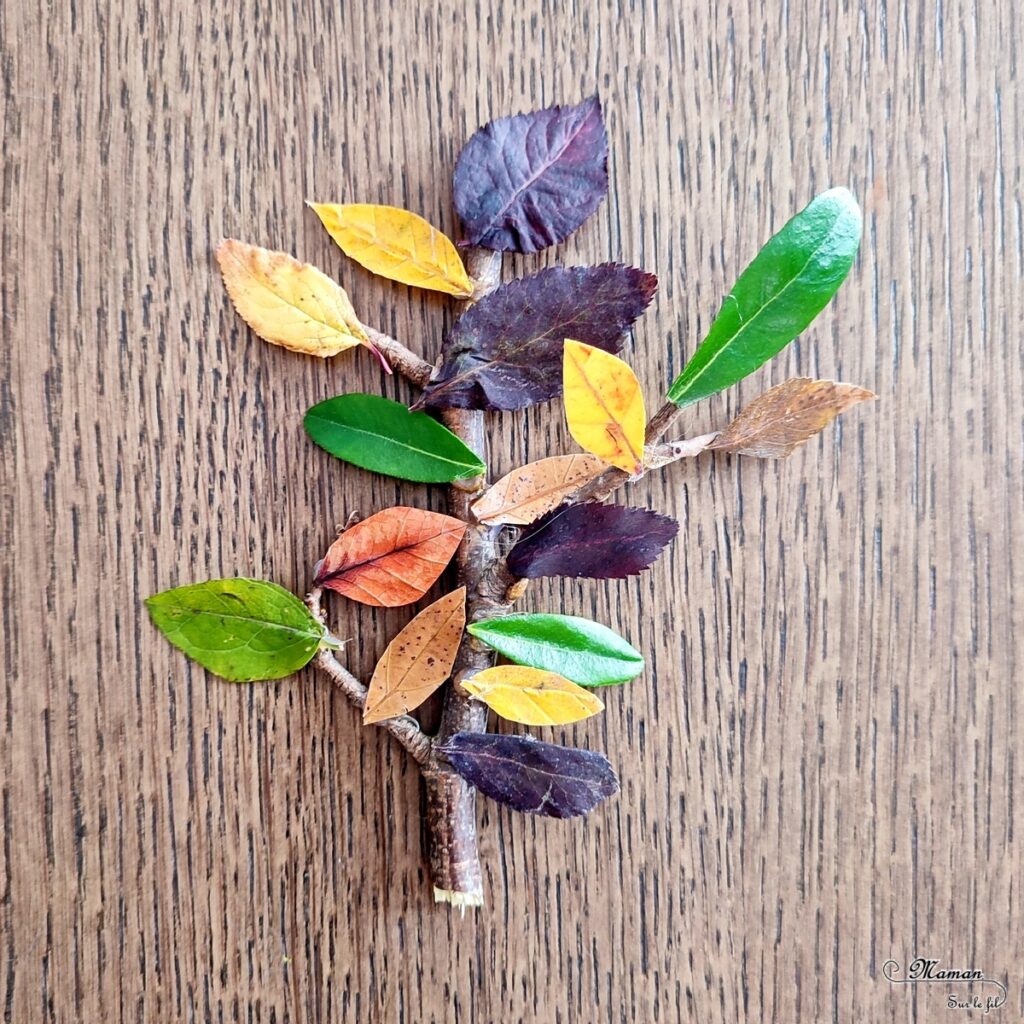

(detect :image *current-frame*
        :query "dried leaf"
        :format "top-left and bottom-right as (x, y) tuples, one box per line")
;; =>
(463, 666), (604, 726)
(508, 504), (678, 580)
(563, 340), (645, 474)
(708, 378), (877, 457)
(364, 588), (466, 723)
(146, 578), (327, 682)
(215, 240), (383, 365)
(314, 507), (466, 607)
(453, 96), (609, 253)
(435, 733), (619, 818)
(471, 454), (605, 526)
(308, 202), (473, 297)
(467, 613), (643, 686)
(415, 264), (657, 411)
(304, 393), (485, 483)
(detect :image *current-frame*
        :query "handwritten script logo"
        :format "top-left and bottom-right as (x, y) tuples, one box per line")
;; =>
(883, 958), (1006, 1013)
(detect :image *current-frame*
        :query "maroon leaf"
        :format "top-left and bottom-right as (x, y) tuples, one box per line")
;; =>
(435, 732), (619, 818)
(507, 504), (678, 580)
(453, 96), (609, 253)
(413, 264), (657, 411)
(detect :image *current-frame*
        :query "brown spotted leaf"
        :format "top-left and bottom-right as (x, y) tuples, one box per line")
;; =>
(364, 588), (466, 723)
(471, 454), (606, 526)
(709, 378), (876, 458)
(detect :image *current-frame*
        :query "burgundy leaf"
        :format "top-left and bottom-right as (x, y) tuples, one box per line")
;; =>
(507, 504), (678, 580)
(413, 264), (657, 411)
(453, 96), (609, 253)
(435, 732), (619, 819)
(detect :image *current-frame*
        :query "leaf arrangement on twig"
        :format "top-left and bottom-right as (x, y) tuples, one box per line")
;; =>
(148, 95), (874, 908)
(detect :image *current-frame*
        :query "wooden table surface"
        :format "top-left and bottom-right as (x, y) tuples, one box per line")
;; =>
(3, 1), (1021, 1021)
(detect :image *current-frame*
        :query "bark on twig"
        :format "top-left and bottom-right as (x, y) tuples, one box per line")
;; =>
(361, 324), (434, 387)
(305, 588), (431, 764)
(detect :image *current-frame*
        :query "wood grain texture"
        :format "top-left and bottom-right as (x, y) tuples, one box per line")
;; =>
(2, 1), (1021, 1021)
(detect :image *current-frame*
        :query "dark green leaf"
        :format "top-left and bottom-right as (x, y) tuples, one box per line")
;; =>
(304, 393), (485, 483)
(667, 188), (862, 408)
(146, 578), (326, 682)
(468, 613), (643, 686)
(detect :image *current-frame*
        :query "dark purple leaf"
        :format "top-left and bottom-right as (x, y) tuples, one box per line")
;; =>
(453, 96), (609, 253)
(435, 732), (619, 819)
(508, 503), (678, 580)
(413, 264), (657, 411)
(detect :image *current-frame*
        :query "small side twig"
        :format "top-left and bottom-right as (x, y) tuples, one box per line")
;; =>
(361, 324), (435, 387)
(306, 587), (431, 764)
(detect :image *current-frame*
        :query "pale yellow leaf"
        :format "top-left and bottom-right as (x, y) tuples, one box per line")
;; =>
(563, 339), (646, 474)
(364, 588), (466, 723)
(471, 454), (606, 526)
(215, 240), (379, 362)
(709, 378), (877, 458)
(462, 666), (604, 726)
(308, 202), (474, 298)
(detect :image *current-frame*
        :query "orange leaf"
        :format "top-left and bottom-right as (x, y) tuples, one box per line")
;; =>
(562, 339), (645, 474)
(215, 240), (384, 366)
(470, 454), (606, 526)
(709, 378), (876, 458)
(364, 588), (466, 723)
(313, 507), (466, 607)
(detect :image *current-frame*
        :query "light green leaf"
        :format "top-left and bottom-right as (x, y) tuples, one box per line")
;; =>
(146, 578), (325, 682)
(304, 393), (485, 483)
(467, 613), (643, 687)
(667, 188), (862, 408)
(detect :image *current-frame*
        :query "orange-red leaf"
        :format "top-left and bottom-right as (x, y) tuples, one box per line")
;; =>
(470, 454), (605, 526)
(364, 588), (466, 723)
(313, 507), (466, 607)
(709, 378), (876, 458)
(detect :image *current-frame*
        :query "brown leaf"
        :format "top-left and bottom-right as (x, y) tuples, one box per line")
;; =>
(313, 507), (466, 607)
(709, 378), (876, 458)
(471, 454), (605, 526)
(364, 588), (466, 723)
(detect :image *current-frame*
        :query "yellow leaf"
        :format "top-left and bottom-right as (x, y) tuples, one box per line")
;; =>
(215, 240), (381, 363)
(471, 453), (606, 526)
(562, 339), (646, 474)
(364, 588), (466, 723)
(462, 666), (604, 726)
(308, 202), (474, 298)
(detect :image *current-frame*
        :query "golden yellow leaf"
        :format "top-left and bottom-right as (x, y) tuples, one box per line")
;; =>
(470, 454), (606, 526)
(307, 202), (474, 298)
(215, 240), (381, 364)
(562, 339), (646, 474)
(364, 588), (466, 724)
(462, 666), (604, 727)
(709, 378), (877, 458)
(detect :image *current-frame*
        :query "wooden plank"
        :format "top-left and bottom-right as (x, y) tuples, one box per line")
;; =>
(1, 0), (1020, 1020)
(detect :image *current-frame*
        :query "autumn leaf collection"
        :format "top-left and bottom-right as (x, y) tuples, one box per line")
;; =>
(148, 96), (873, 906)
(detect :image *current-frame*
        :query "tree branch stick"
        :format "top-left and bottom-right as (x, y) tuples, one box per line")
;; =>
(361, 324), (434, 387)
(305, 587), (432, 764)
(425, 248), (505, 908)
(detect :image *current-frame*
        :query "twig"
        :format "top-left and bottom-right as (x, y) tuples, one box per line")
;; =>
(361, 324), (434, 387)
(305, 587), (431, 764)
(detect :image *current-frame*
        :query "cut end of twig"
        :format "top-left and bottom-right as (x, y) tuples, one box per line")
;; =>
(433, 886), (484, 912)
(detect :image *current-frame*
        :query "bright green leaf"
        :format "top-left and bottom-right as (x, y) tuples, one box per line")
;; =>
(467, 613), (644, 687)
(146, 578), (325, 682)
(667, 187), (862, 408)
(304, 393), (486, 483)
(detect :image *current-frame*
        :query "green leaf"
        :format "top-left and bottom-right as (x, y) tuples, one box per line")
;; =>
(304, 393), (486, 483)
(667, 188), (862, 408)
(146, 578), (325, 682)
(467, 613), (644, 687)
